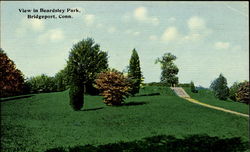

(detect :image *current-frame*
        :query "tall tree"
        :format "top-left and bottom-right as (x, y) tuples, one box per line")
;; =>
(155, 53), (179, 86)
(0, 48), (25, 97)
(66, 38), (108, 110)
(128, 49), (142, 96)
(210, 74), (229, 100)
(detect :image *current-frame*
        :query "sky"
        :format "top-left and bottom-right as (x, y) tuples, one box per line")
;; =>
(1, 1), (249, 87)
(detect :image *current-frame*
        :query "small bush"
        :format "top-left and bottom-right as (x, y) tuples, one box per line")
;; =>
(95, 70), (130, 106)
(236, 82), (249, 104)
(190, 81), (198, 93)
(69, 85), (84, 110)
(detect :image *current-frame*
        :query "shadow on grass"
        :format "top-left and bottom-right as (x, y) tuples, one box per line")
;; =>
(82, 107), (104, 111)
(45, 134), (249, 152)
(136, 93), (160, 97)
(123, 101), (148, 106)
(0, 95), (34, 102)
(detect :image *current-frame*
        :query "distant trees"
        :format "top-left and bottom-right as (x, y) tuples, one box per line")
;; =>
(128, 49), (142, 96)
(155, 53), (179, 87)
(66, 38), (108, 110)
(95, 69), (130, 106)
(54, 67), (69, 92)
(26, 74), (56, 93)
(190, 81), (198, 93)
(210, 74), (229, 100)
(0, 48), (25, 97)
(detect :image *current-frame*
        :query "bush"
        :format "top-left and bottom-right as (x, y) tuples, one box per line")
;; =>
(210, 74), (229, 100)
(95, 69), (130, 106)
(236, 81), (249, 104)
(229, 82), (242, 101)
(69, 85), (84, 110)
(190, 81), (198, 93)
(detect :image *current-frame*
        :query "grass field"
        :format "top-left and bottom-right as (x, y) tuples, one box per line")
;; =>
(183, 87), (249, 114)
(1, 86), (249, 152)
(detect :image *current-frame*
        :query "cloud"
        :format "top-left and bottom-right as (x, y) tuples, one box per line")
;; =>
(188, 16), (206, 31)
(37, 29), (64, 44)
(83, 14), (95, 26)
(184, 16), (212, 41)
(149, 35), (158, 40)
(214, 42), (230, 50)
(168, 17), (176, 23)
(134, 7), (159, 25)
(133, 31), (140, 36)
(16, 18), (45, 36)
(161, 27), (180, 42)
(108, 26), (117, 33)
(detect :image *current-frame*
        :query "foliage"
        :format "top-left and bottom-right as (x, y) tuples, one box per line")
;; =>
(229, 82), (243, 101)
(26, 74), (56, 93)
(128, 49), (142, 96)
(66, 38), (108, 110)
(190, 81), (198, 93)
(95, 69), (130, 106)
(236, 81), (249, 104)
(0, 48), (25, 97)
(54, 67), (69, 92)
(66, 38), (108, 87)
(155, 53), (179, 87)
(210, 74), (229, 100)
(69, 85), (84, 110)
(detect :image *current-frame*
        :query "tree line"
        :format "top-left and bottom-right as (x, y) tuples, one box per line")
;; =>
(0, 38), (249, 110)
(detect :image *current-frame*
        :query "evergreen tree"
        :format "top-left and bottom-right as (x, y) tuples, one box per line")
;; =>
(210, 74), (229, 100)
(128, 49), (142, 96)
(0, 48), (25, 97)
(66, 38), (108, 110)
(190, 81), (198, 93)
(155, 53), (179, 86)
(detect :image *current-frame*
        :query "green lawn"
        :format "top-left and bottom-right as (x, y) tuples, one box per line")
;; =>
(1, 86), (249, 152)
(183, 87), (249, 114)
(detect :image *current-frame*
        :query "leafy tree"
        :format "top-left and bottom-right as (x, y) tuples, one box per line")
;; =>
(236, 81), (249, 104)
(155, 53), (179, 87)
(128, 49), (142, 96)
(190, 81), (198, 93)
(95, 69), (130, 106)
(66, 38), (108, 110)
(210, 74), (229, 100)
(229, 82), (242, 101)
(0, 48), (25, 97)
(27, 74), (56, 93)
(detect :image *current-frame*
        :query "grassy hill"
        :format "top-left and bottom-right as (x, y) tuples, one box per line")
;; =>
(183, 87), (249, 114)
(1, 86), (249, 152)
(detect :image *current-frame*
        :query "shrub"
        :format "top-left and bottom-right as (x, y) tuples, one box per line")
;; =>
(95, 69), (130, 106)
(229, 82), (242, 101)
(236, 81), (249, 104)
(190, 81), (198, 93)
(210, 74), (229, 100)
(69, 85), (84, 110)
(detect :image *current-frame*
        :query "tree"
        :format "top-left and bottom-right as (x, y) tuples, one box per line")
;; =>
(0, 48), (25, 97)
(190, 81), (198, 93)
(155, 53), (179, 86)
(95, 69), (130, 106)
(235, 81), (249, 104)
(27, 74), (56, 93)
(210, 74), (229, 100)
(66, 38), (108, 110)
(229, 82), (242, 101)
(54, 67), (69, 92)
(128, 49), (142, 96)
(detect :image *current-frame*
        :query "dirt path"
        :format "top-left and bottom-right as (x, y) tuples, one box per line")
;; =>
(171, 87), (249, 118)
